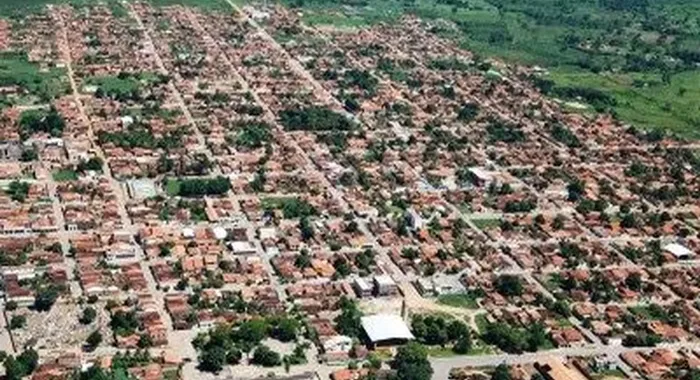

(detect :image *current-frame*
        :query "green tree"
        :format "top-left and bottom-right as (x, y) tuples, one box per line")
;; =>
(272, 317), (299, 342)
(226, 348), (242, 365)
(33, 287), (59, 311)
(525, 323), (548, 351)
(494, 275), (523, 297)
(453, 334), (472, 354)
(392, 342), (433, 380)
(199, 346), (226, 373)
(9, 315), (26, 330)
(85, 330), (102, 352)
(334, 297), (362, 337)
(333, 256), (352, 278)
(79, 307), (97, 324)
(5, 181), (30, 202)
(492, 364), (512, 380)
(235, 318), (269, 351)
(251, 345), (282, 367)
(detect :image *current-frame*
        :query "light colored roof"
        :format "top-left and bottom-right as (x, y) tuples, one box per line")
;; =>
(182, 228), (195, 238)
(128, 179), (157, 200)
(229, 241), (255, 253)
(360, 314), (414, 343)
(212, 227), (227, 240)
(374, 275), (396, 287)
(469, 167), (493, 181)
(259, 227), (277, 240)
(354, 277), (372, 291)
(663, 243), (695, 258)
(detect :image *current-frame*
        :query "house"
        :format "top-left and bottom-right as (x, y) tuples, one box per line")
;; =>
(373, 275), (398, 296)
(322, 335), (353, 354)
(353, 277), (373, 298)
(535, 358), (588, 380)
(228, 241), (256, 255)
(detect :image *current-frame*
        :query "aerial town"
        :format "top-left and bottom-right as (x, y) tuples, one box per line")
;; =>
(0, 1), (699, 380)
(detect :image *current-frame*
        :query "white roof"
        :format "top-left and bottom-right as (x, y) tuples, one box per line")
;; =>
(259, 227), (277, 240)
(230, 241), (255, 253)
(128, 179), (157, 200)
(354, 277), (372, 291)
(374, 275), (396, 287)
(469, 167), (493, 181)
(212, 227), (227, 240)
(663, 243), (695, 258)
(182, 228), (195, 238)
(361, 314), (414, 343)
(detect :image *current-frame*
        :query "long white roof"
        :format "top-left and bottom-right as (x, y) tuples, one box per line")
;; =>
(663, 243), (695, 258)
(361, 314), (414, 343)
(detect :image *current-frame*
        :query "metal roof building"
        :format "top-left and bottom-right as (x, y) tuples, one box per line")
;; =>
(360, 314), (414, 344)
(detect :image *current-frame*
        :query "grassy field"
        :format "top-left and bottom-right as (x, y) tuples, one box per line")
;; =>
(437, 293), (479, 309)
(52, 169), (78, 181)
(548, 69), (700, 139)
(470, 218), (501, 230)
(0, 51), (69, 104)
(164, 178), (181, 196)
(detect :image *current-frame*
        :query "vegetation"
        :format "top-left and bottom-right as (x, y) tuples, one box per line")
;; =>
(110, 310), (140, 336)
(18, 107), (65, 140)
(262, 197), (318, 219)
(391, 342), (433, 380)
(76, 157), (104, 173)
(334, 296), (363, 337)
(481, 321), (550, 353)
(85, 330), (103, 352)
(87, 72), (168, 101)
(97, 125), (186, 150)
(437, 292), (480, 309)
(486, 119), (526, 143)
(52, 168), (79, 182)
(279, 106), (355, 131)
(165, 176), (231, 197)
(5, 181), (30, 202)
(9, 315), (26, 330)
(33, 285), (62, 311)
(411, 314), (473, 354)
(251, 345), (282, 367)
(3, 349), (39, 380)
(232, 122), (272, 149)
(0, 51), (68, 101)
(79, 307), (97, 325)
(494, 274), (523, 297)
(549, 123), (582, 148)
(193, 316), (299, 372)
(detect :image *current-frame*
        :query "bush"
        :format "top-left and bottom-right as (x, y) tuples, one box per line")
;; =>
(9, 315), (26, 330)
(85, 331), (102, 352)
(199, 346), (226, 373)
(33, 287), (60, 312)
(251, 345), (282, 367)
(79, 307), (97, 324)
